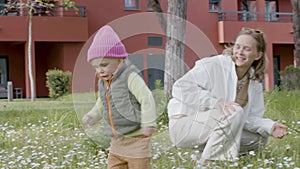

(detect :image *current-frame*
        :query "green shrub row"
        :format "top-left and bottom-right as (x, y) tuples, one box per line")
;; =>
(46, 69), (72, 99)
(280, 65), (300, 90)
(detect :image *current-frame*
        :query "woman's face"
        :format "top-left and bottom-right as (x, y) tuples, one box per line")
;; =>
(90, 57), (122, 81)
(233, 34), (262, 69)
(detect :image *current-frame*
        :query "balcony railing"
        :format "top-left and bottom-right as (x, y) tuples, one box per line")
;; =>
(0, 5), (86, 17)
(218, 10), (293, 23)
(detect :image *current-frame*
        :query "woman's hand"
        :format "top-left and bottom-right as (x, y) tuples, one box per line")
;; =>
(141, 126), (156, 137)
(215, 101), (240, 115)
(272, 123), (288, 139)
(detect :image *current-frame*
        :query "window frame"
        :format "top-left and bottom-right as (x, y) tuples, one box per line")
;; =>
(124, 0), (139, 10)
(0, 0), (7, 13)
(147, 36), (163, 46)
(209, 0), (221, 12)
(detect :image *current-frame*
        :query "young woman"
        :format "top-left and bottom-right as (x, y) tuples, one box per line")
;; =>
(167, 27), (288, 167)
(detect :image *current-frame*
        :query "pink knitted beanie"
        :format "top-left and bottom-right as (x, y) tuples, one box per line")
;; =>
(87, 25), (128, 62)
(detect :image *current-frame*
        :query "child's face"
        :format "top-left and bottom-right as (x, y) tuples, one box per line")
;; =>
(90, 58), (123, 81)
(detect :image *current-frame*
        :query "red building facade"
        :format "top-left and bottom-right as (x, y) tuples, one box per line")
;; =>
(0, 0), (294, 98)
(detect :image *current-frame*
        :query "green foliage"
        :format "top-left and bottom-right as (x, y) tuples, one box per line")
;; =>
(82, 135), (109, 156)
(61, 0), (78, 14)
(46, 69), (72, 99)
(154, 79), (163, 90)
(0, 91), (299, 168)
(279, 65), (300, 90)
(2, 0), (78, 16)
(152, 80), (169, 129)
(0, 100), (103, 168)
(62, 0), (76, 7)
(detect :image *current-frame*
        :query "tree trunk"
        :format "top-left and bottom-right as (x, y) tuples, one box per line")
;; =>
(291, 0), (300, 68)
(28, 3), (35, 102)
(164, 0), (187, 96)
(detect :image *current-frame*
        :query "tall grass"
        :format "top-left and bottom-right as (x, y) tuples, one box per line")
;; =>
(0, 90), (299, 168)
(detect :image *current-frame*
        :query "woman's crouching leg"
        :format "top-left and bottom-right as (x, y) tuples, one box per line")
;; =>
(169, 118), (206, 149)
(239, 129), (268, 155)
(168, 110), (221, 149)
(201, 106), (245, 161)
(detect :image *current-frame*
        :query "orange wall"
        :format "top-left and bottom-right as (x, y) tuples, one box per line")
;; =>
(72, 0), (294, 91)
(278, 0), (292, 12)
(35, 43), (49, 97)
(0, 42), (25, 96)
(218, 21), (293, 44)
(73, 0), (168, 36)
(0, 14), (88, 97)
(0, 17), (28, 41)
(123, 34), (165, 54)
(186, 0), (228, 67)
(34, 42), (84, 97)
(62, 43), (85, 71)
(0, 43), (25, 85)
(32, 17), (88, 42)
(55, 0), (294, 92)
(35, 42), (64, 97)
(1, 0), (296, 96)
(0, 16), (88, 42)
(273, 44), (294, 71)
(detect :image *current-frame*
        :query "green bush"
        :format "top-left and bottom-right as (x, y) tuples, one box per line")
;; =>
(279, 65), (300, 90)
(152, 80), (169, 128)
(46, 69), (72, 99)
(154, 79), (163, 90)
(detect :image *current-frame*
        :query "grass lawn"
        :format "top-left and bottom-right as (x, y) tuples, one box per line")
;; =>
(0, 90), (299, 168)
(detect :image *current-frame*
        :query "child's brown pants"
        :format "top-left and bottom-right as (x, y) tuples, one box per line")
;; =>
(107, 153), (150, 169)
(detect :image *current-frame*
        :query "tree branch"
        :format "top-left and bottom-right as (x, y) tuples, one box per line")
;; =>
(149, 0), (167, 34)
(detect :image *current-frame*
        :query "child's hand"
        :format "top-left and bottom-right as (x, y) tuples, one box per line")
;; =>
(82, 114), (96, 126)
(141, 126), (156, 137)
(272, 123), (288, 139)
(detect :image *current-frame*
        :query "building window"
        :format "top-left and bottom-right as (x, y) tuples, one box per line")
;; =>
(265, 0), (278, 21)
(128, 53), (165, 90)
(128, 54), (144, 72)
(240, 0), (257, 21)
(124, 0), (139, 10)
(148, 37), (163, 46)
(0, 0), (6, 12)
(147, 0), (160, 11)
(147, 54), (164, 90)
(209, 0), (221, 12)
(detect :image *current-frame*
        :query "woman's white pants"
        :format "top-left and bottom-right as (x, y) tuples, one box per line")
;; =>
(168, 106), (267, 161)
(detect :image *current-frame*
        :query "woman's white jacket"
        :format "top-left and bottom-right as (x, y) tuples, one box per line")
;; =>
(168, 55), (275, 137)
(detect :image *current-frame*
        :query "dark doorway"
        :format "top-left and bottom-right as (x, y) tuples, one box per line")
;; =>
(273, 55), (281, 87)
(0, 56), (8, 98)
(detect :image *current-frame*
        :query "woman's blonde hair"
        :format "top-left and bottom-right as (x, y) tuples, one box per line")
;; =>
(223, 28), (268, 82)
